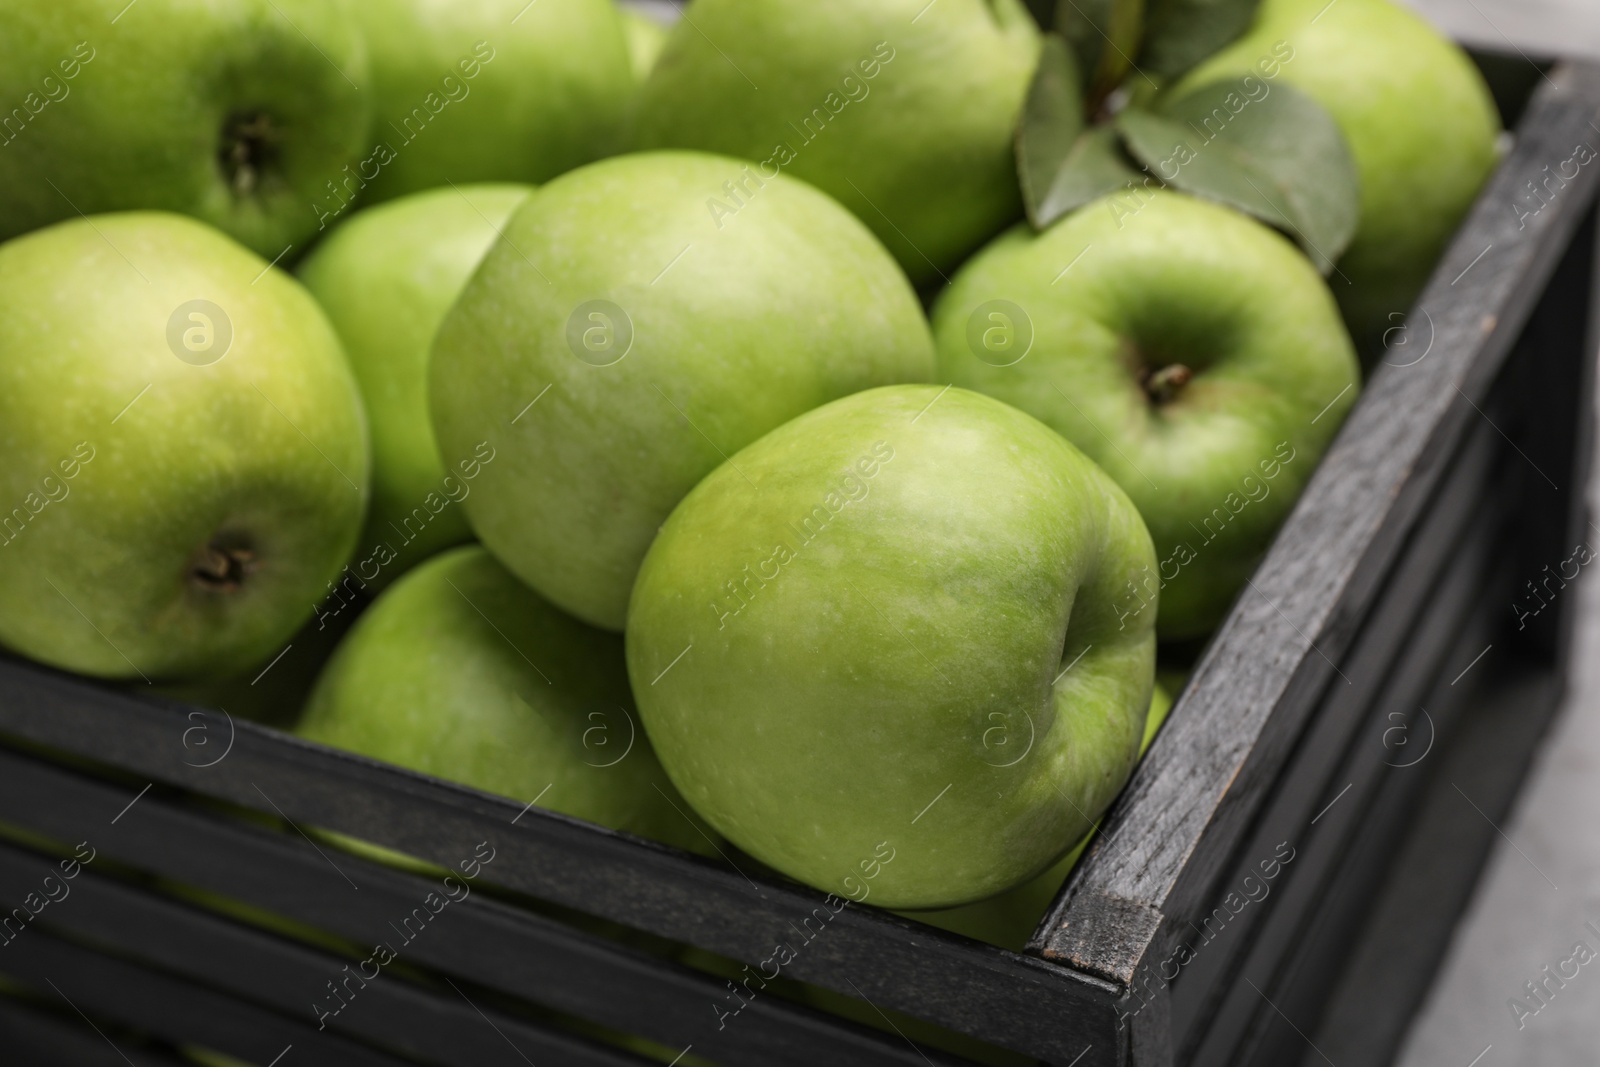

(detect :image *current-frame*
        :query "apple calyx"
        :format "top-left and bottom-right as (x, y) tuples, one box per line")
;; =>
(1141, 363), (1193, 406)
(219, 112), (280, 198)
(189, 541), (258, 594)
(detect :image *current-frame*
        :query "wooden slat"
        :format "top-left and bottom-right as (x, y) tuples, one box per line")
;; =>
(0, 996), (193, 1067)
(0, 668), (1120, 1065)
(0, 745), (972, 1067)
(0, 837), (663, 1067)
(0, 928), (412, 1067)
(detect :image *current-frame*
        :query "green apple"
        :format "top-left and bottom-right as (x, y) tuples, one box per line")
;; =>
(633, 0), (1040, 287)
(298, 545), (715, 855)
(298, 184), (534, 588)
(1173, 0), (1501, 347)
(620, 5), (671, 82)
(906, 682), (1173, 950)
(0, 213), (368, 681)
(794, 683), (1174, 1063)
(351, 0), (633, 203)
(626, 385), (1157, 909)
(429, 150), (934, 631)
(0, 0), (369, 258)
(933, 191), (1359, 640)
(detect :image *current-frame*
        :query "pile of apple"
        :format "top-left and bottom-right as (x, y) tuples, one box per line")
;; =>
(0, 0), (1498, 936)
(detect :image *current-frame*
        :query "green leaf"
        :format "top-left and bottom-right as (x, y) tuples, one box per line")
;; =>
(1017, 35), (1087, 225)
(1018, 36), (1151, 230)
(1034, 127), (1148, 229)
(1139, 0), (1265, 82)
(1115, 77), (1360, 272)
(1055, 0), (1146, 108)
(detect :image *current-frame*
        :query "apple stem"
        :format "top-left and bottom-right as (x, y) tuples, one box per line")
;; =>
(219, 112), (278, 198)
(190, 543), (257, 593)
(1143, 363), (1194, 405)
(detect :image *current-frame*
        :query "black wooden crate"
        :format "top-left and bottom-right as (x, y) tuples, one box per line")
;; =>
(1, 57), (1598, 1067)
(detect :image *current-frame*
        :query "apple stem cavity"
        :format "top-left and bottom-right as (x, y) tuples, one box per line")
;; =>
(219, 112), (279, 198)
(1142, 363), (1194, 406)
(190, 541), (258, 594)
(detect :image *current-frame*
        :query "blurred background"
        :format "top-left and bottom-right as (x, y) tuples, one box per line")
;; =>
(1404, 0), (1600, 63)
(1393, 2), (1600, 1065)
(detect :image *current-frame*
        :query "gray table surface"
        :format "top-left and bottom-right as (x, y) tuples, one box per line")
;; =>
(1404, 0), (1600, 62)
(1391, 5), (1600, 1065)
